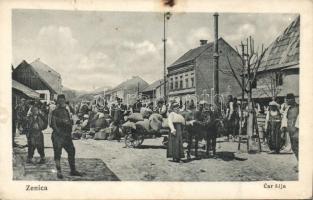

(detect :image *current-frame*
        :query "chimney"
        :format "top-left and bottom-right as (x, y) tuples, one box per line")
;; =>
(200, 40), (208, 46)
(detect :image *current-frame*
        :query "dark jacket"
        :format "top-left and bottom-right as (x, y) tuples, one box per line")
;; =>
(27, 113), (47, 133)
(51, 106), (72, 137)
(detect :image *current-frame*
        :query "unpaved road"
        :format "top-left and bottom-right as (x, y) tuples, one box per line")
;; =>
(14, 131), (298, 181)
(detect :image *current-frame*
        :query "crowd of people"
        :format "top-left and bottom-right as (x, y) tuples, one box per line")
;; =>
(12, 92), (299, 176)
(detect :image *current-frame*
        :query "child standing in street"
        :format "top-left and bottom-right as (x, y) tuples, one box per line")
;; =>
(26, 105), (47, 164)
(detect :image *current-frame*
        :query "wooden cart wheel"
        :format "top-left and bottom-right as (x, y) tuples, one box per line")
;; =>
(125, 132), (144, 148)
(133, 134), (144, 148)
(125, 134), (135, 148)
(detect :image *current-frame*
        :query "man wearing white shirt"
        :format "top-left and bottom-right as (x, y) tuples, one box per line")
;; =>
(281, 93), (299, 160)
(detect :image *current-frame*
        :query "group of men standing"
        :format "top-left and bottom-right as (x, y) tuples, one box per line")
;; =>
(14, 94), (82, 179)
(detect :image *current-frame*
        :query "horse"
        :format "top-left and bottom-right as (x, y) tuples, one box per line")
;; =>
(181, 109), (224, 159)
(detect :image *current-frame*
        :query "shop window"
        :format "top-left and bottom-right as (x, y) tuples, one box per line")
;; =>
(175, 81), (178, 89)
(170, 81), (173, 90)
(39, 93), (45, 99)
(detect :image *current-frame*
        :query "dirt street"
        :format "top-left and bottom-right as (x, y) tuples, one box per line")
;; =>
(13, 130), (298, 181)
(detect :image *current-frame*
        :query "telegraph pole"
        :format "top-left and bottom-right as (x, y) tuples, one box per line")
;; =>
(163, 12), (171, 102)
(213, 13), (219, 96)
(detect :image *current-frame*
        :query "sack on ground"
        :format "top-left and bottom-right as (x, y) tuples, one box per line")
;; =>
(94, 129), (108, 140)
(162, 118), (169, 128)
(94, 117), (109, 131)
(122, 121), (136, 129)
(128, 113), (144, 122)
(141, 108), (153, 119)
(149, 113), (163, 131)
(72, 131), (82, 140)
(108, 125), (119, 140)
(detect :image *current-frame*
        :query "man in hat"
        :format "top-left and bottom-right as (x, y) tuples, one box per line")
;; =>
(51, 94), (82, 179)
(133, 97), (142, 113)
(156, 98), (167, 118)
(281, 93), (299, 160)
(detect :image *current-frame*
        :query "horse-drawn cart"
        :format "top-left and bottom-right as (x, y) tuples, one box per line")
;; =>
(122, 113), (170, 148)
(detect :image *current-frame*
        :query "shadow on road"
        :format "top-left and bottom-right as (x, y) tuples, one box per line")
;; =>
(184, 150), (248, 162)
(137, 145), (166, 149)
(215, 151), (247, 161)
(13, 147), (120, 181)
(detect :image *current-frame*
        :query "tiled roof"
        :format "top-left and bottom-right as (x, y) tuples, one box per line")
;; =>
(30, 59), (62, 94)
(142, 79), (164, 92)
(12, 80), (40, 99)
(259, 15), (300, 71)
(169, 38), (225, 68)
(106, 76), (149, 94)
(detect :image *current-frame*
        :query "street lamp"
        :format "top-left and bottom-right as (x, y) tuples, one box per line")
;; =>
(163, 11), (172, 102)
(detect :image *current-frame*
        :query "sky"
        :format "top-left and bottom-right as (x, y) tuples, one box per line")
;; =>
(12, 10), (298, 91)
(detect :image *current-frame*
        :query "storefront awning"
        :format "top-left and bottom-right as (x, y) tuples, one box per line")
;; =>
(12, 80), (40, 99)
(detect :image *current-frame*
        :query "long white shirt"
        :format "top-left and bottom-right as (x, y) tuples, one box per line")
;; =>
(167, 112), (185, 133)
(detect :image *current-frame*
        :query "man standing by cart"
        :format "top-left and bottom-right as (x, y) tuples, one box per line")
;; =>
(51, 94), (82, 179)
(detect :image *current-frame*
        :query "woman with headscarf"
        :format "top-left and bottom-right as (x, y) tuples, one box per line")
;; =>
(167, 102), (185, 162)
(265, 101), (283, 153)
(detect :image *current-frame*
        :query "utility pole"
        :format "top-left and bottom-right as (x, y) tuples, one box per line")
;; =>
(213, 13), (219, 96)
(238, 42), (246, 151)
(163, 12), (171, 102)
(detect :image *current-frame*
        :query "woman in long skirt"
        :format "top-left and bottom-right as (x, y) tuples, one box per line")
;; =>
(265, 101), (284, 153)
(167, 102), (185, 162)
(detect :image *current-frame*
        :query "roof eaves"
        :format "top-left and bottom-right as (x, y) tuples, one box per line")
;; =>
(29, 64), (57, 94)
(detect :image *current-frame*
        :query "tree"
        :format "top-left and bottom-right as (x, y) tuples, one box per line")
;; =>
(258, 71), (283, 99)
(225, 36), (268, 153)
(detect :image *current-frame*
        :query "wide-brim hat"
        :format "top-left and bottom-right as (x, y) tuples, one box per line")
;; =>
(157, 97), (165, 103)
(286, 93), (295, 99)
(269, 101), (280, 107)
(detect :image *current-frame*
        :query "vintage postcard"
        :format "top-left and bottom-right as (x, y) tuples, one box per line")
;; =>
(0, 0), (312, 199)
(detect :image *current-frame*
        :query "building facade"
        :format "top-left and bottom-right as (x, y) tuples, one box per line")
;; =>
(167, 38), (242, 105)
(103, 76), (149, 105)
(252, 15), (299, 104)
(141, 79), (164, 105)
(12, 59), (62, 102)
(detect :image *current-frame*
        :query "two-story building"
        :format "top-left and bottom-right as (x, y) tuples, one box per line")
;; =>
(167, 38), (242, 104)
(141, 79), (164, 105)
(12, 58), (62, 103)
(252, 15), (299, 104)
(104, 76), (149, 105)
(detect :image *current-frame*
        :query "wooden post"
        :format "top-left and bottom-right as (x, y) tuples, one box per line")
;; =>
(213, 13), (219, 96)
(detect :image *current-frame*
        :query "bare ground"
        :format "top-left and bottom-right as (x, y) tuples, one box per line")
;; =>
(13, 130), (298, 181)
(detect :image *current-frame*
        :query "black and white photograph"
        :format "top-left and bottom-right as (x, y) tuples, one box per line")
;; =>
(11, 9), (300, 182)
(1, 0), (312, 199)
